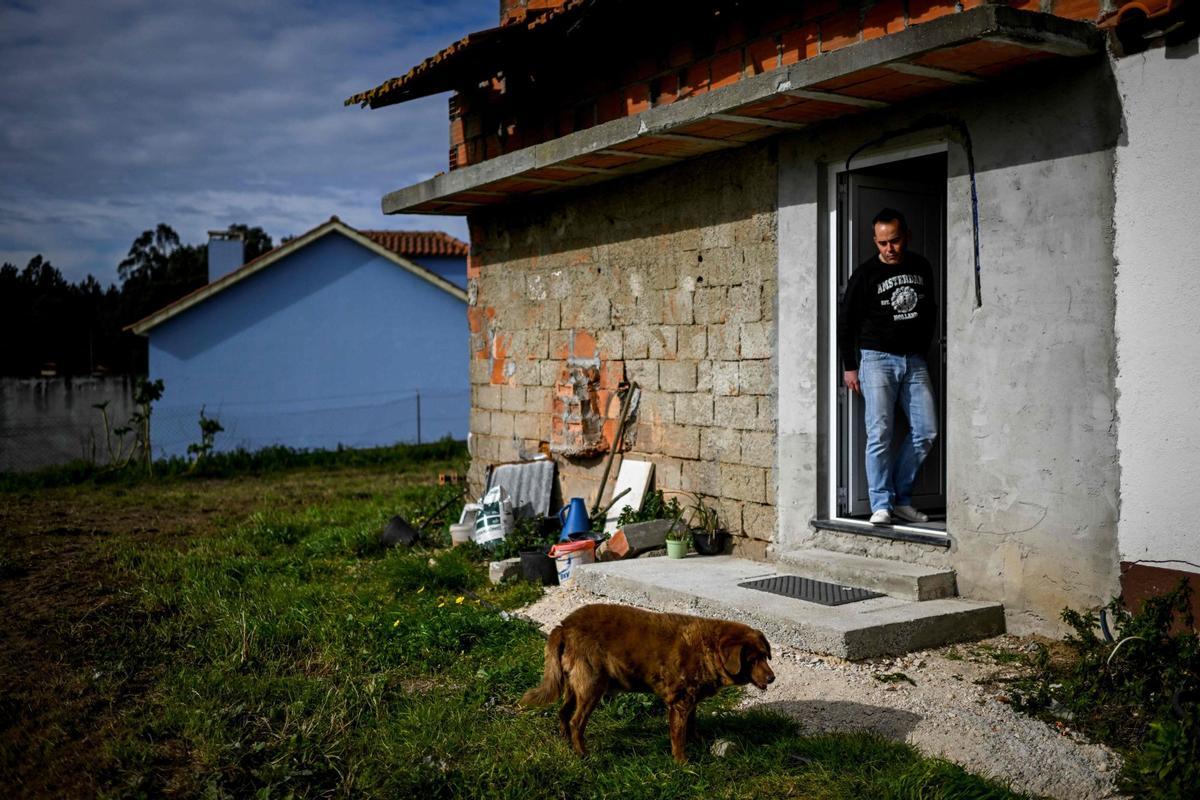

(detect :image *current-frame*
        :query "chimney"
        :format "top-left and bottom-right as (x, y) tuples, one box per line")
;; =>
(207, 229), (245, 282)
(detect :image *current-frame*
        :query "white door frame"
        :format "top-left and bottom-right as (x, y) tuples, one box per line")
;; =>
(824, 140), (949, 527)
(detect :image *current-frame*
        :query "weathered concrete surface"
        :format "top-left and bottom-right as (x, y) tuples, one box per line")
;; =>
(945, 60), (1123, 633)
(776, 58), (1124, 634)
(804, 527), (955, 571)
(774, 138), (821, 556)
(572, 556), (1003, 660)
(0, 376), (137, 472)
(774, 548), (957, 601)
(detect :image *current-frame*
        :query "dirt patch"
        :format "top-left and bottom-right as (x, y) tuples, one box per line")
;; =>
(1, 532), (144, 795)
(518, 585), (1126, 800)
(1, 485), (240, 796)
(0, 468), (428, 798)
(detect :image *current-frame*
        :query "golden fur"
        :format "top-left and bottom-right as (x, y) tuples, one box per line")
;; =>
(520, 604), (774, 762)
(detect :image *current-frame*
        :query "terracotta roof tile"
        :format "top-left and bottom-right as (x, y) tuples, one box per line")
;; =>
(344, 0), (594, 108)
(127, 218), (468, 334)
(360, 230), (468, 257)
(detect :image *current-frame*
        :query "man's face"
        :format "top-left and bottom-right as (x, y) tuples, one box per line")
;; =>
(873, 220), (908, 265)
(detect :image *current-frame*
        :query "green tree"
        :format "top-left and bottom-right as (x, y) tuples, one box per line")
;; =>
(227, 223), (274, 261)
(2, 222), (275, 376)
(117, 223), (182, 285)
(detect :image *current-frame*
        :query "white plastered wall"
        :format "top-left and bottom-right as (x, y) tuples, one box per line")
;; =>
(1113, 43), (1200, 575)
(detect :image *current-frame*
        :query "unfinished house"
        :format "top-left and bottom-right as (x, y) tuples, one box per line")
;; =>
(349, 0), (1200, 651)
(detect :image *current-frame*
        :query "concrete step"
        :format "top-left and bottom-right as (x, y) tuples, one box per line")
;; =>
(572, 556), (1003, 660)
(774, 548), (957, 602)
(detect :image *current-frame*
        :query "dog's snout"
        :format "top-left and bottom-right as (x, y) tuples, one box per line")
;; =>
(752, 663), (775, 690)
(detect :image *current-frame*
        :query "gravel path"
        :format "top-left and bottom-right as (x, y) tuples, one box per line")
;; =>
(518, 585), (1124, 800)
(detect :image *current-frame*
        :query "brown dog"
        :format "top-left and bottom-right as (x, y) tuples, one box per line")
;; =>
(520, 604), (774, 762)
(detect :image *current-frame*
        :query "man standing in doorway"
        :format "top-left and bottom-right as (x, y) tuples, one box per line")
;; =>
(839, 208), (938, 525)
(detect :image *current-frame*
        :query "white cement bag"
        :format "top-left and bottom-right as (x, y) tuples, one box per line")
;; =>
(473, 486), (513, 547)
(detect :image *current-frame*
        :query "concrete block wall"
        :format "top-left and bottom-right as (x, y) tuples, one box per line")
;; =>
(449, 0), (1111, 170)
(0, 376), (138, 473)
(466, 142), (779, 559)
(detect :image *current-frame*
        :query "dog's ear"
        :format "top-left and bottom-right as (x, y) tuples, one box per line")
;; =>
(722, 640), (744, 675)
(758, 632), (772, 660)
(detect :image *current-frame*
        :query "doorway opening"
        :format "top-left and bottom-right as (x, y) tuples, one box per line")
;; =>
(824, 147), (948, 538)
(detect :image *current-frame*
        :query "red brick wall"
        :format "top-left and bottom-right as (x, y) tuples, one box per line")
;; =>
(449, 0), (1105, 170)
(1120, 562), (1200, 634)
(500, 0), (570, 26)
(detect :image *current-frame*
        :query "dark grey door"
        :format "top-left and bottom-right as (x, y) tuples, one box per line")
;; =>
(837, 163), (946, 517)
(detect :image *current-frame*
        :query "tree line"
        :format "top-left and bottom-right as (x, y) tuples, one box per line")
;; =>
(1, 223), (272, 377)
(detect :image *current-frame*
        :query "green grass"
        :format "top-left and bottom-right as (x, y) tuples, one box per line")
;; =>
(6, 454), (1028, 799)
(0, 437), (468, 492)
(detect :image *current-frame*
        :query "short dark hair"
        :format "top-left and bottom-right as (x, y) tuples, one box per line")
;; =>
(872, 208), (908, 232)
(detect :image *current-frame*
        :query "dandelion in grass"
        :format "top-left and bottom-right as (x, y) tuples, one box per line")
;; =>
(455, 596), (465, 605)
(393, 619), (401, 628)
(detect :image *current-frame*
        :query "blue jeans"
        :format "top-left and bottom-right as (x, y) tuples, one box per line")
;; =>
(860, 349), (938, 512)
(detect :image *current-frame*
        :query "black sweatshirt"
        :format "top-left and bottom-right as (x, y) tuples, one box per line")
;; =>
(838, 252), (937, 372)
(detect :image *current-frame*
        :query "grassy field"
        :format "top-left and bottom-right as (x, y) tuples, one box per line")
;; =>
(1, 446), (1027, 799)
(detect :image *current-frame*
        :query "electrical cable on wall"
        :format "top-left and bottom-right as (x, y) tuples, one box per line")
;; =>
(844, 116), (983, 308)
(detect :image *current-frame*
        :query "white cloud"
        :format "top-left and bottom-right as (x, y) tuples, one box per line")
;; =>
(0, 0), (491, 283)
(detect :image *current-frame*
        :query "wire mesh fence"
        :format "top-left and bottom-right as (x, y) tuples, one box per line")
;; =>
(152, 389), (469, 459)
(0, 378), (468, 473)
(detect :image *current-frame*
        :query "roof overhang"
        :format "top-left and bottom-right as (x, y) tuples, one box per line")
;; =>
(128, 219), (467, 336)
(346, 0), (621, 108)
(346, 24), (510, 108)
(382, 6), (1103, 216)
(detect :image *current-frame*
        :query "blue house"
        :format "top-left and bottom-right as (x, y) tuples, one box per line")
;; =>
(130, 217), (469, 458)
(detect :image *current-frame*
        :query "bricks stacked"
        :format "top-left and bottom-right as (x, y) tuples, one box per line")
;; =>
(448, 0), (1106, 172)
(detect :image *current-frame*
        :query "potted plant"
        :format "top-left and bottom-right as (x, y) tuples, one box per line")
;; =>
(664, 525), (691, 559)
(686, 493), (727, 556)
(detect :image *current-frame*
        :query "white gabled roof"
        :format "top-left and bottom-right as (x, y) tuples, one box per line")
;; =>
(128, 216), (468, 335)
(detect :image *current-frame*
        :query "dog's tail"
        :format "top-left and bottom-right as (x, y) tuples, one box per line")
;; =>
(520, 625), (565, 707)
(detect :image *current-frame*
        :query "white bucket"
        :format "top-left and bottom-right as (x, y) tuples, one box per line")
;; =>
(551, 540), (596, 584)
(458, 503), (481, 527)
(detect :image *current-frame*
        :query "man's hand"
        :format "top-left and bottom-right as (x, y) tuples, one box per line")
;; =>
(843, 370), (860, 395)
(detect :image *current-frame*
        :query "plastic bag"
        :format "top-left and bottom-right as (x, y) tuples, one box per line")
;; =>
(473, 486), (513, 547)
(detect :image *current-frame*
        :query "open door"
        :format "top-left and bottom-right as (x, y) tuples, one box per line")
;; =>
(836, 153), (947, 522)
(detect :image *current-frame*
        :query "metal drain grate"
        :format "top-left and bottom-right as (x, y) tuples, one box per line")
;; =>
(738, 575), (884, 606)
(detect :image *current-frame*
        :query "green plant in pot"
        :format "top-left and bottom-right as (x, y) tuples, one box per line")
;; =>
(664, 524), (691, 559)
(616, 489), (682, 527)
(686, 493), (727, 556)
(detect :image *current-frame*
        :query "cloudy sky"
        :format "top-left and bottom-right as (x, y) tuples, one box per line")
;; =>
(0, 0), (496, 285)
